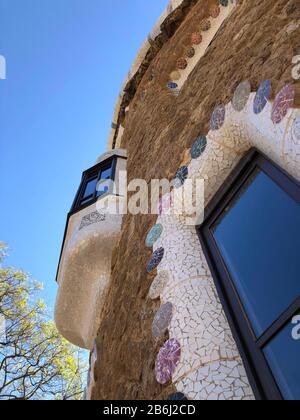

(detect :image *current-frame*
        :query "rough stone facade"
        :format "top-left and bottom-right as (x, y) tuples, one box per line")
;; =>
(91, 0), (300, 400)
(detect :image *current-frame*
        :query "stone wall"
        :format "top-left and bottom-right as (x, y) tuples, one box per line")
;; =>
(92, 0), (300, 400)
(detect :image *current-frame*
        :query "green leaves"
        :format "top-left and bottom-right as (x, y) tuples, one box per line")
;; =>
(0, 245), (87, 400)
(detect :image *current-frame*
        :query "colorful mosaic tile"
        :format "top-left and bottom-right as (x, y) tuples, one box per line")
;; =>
(271, 84), (295, 124)
(293, 113), (300, 140)
(170, 70), (181, 81)
(145, 82), (300, 399)
(191, 32), (202, 45)
(200, 19), (211, 32)
(149, 270), (169, 300)
(191, 135), (207, 159)
(211, 105), (226, 130)
(167, 393), (188, 401)
(152, 302), (173, 338)
(167, 82), (178, 90)
(147, 248), (165, 273)
(155, 339), (181, 385)
(145, 224), (163, 248)
(186, 47), (195, 58)
(158, 193), (172, 216)
(232, 81), (251, 112)
(253, 80), (271, 114)
(210, 5), (221, 18)
(173, 166), (188, 188)
(177, 58), (188, 70)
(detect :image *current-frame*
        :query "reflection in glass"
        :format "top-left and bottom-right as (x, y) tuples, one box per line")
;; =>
(100, 166), (112, 180)
(213, 169), (300, 336)
(83, 177), (98, 198)
(264, 315), (300, 400)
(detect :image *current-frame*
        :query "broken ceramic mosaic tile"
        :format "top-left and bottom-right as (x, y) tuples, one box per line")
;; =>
(147, 248), (165, 273)
(191, 136), (207, 159)
(149, 270), (169, 300)
(253, 80), (271, 114)
(155, 339), (181, 384)
(145, 224), (163, 248)
(211, 105), (226, 130)
(271, 84), (295, 124)
(152, 302), (173, 338)
(232, 81), (251, 112)
(173, 166), (188, 188)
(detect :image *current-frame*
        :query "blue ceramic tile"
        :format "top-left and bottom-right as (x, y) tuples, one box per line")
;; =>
(173, 166), (188, 188)
(147, 248), (164, 273)
(177, 58), (188, 70)
(253, 80), (271, 114)
(167, 393), (188, 401)
(145, 224), (163, 248)
(191, 135), (207, 159)
(167, 82), (178, 90)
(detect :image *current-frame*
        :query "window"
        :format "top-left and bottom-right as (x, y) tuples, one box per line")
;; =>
(72, 157), (117, 212)
(199, 149), (300, 400)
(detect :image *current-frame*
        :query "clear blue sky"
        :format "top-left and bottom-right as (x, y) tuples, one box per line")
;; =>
(0, 0), (168, 311)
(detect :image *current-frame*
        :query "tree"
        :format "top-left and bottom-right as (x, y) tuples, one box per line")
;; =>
(0, 243), (87, 400)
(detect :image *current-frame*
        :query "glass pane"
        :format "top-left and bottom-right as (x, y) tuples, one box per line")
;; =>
(213, 169), (300, 336)
(83, 177), (97, 198)
(100, 165), (112, 180)
(264, 314), (300, 400)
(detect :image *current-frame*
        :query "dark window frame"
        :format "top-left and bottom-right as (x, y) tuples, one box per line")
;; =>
(71, 156), (118, 214)
(56, 155), (126, 283)
(198, 148), (300, 400)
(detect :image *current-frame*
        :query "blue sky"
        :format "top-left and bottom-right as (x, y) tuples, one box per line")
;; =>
(0, 0), (168, 311)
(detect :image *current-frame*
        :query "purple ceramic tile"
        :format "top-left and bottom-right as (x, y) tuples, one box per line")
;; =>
(211, 105), (226, 130)
(271, 84), (295, 124)
(155, 339), (181, 384)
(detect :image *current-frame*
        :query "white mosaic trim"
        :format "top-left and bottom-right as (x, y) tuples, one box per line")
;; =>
(176, 361), (255, 400)
(152, 94), (300, 400)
